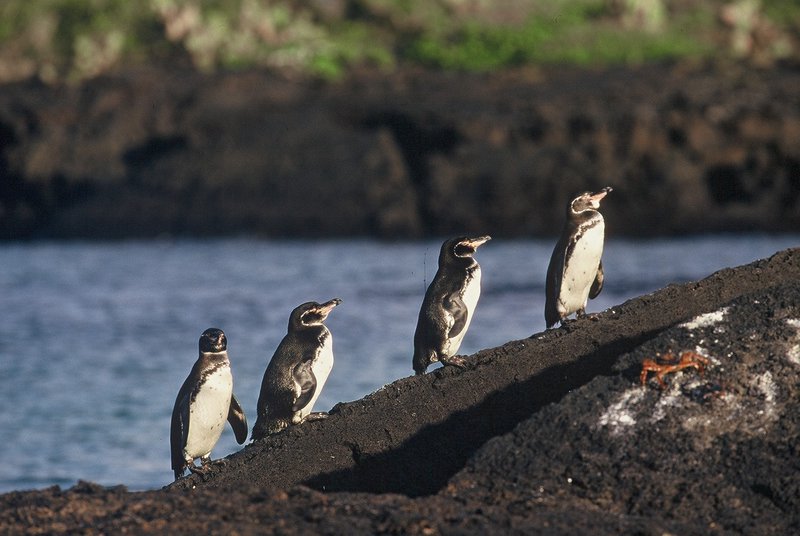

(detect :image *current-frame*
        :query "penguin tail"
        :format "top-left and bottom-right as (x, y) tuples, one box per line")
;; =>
(252, 415), (290, 440)
(544, 303), (559, 329)
(413, 345), (436, 375)
(251, 417), (266, 441)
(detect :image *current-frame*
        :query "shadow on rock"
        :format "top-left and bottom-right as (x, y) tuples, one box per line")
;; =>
(304, 328), (662, 497)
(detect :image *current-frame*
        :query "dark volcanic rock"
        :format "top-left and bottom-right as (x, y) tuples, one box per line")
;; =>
(167, 248), (800, 499)
(449, 287), (800, 534)
(1, 63), (800, 239)
(1, 248), (798, 534)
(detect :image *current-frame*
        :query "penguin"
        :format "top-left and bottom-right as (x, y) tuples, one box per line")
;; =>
(413, 235), (491, 375)
(545, 187), (612, 328)
(252, 298), (341, 440)
(170, 328), (248, 481)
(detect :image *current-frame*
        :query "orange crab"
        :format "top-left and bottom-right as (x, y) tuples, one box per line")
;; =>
(640, 350), (710, 389)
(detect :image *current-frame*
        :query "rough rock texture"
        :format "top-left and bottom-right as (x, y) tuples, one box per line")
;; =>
(449, 287), (800, 534)
(1, 248), (798, 534)
(1, 62), (800, 239)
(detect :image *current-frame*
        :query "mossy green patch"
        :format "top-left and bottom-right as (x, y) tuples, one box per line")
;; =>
(0, 0), (795, 82)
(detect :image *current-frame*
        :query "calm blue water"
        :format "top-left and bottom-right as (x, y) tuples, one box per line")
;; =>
(0, 236), (797, 493)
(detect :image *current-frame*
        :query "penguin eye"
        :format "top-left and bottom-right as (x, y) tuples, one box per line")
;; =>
(454, 243), (473, 257)
(571, 196), (590, 213)
(301, 311), (323, 325)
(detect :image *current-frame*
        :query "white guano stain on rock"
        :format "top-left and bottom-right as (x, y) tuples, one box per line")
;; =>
(788, 345), (800, 366)
(680, 307), (729, 330)
(754, 371), (777, 411)
(649, 381), (682, 423)
(681, 365), (779, 448)
(693, 345), (720, 366)
(786, 318), (800, 366)
(597, 389), (645, 434)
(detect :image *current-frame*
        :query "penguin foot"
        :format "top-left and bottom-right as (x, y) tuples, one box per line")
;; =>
(305, 412), (329, 422)
(440, 355), (467, 369)
(187, 456), (215, 476)
(576, 308), (601, 322)
(559, 317), (575, 330)
(188, 465), (209, 476)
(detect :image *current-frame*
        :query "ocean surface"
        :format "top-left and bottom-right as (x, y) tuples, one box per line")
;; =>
(0, 235), (797, 493)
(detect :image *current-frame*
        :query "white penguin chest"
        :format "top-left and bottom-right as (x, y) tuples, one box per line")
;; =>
(297, 331), (334, 419)
(559, 220), (604, 313)
(445, 266), (481, 355)
(185, 365), (232, 458)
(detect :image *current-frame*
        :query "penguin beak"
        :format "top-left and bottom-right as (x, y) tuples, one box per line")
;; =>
(588, 187), (612, 208)
(317, 298), (342, 317)
(299, 298), (342, 326)
(462, 235), (491, 251)
(455, 235), (491, 257)
(467, 235), (492, 248)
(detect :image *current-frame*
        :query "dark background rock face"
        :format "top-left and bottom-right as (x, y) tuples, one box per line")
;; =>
(1, 63), (799, 239)
(2, 249), (796, 535)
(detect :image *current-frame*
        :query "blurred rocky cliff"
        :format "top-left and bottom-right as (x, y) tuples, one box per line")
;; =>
(1, 62), (799, 239)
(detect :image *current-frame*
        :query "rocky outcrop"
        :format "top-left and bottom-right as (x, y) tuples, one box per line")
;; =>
(449, 284), (800, 534)
(1, 248), (798, 534)
(1, 63), (799, 239)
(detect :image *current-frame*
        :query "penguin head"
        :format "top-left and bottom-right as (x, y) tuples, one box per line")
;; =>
(569, 186), (612, 216)
(199, 328), (227, 353)
(440, 235), (492, 265)
(290, 298), (342, 330)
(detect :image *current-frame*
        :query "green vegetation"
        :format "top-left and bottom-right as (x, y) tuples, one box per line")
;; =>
(0, 0), (797, 83)
(404, 2), (711, 69)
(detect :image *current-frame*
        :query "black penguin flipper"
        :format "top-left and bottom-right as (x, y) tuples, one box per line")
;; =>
(443, 294), (468, 339)
(544, 238), (567, 328)
(544, 258), (561, 328)
(170, 389), (190, 475)
(589, 260), (604, 299)
(227, 393), (248, 444)
(291, 360), (318, 412)
(412, 316), (437, 375)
